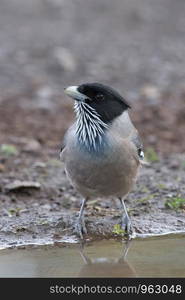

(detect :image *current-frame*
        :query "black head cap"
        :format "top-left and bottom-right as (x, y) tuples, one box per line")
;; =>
(77, 83), (131, 124)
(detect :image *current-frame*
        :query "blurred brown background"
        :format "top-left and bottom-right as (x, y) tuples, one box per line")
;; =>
(0, 0), (185, 155)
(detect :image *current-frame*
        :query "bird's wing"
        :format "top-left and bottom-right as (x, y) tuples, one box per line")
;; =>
(128, 129), (146, 164)
(131, 130), (144, 157)
(59, 125), (75, 163)
(59, 131), (68, 162)
(110, 111), (146, 163)
(60, 146), (66, 162)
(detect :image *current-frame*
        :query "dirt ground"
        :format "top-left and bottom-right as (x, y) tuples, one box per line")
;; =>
(0, 0), (185, 248)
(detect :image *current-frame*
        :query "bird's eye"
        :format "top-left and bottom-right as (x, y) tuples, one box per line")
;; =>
(95, 94), (104, 101)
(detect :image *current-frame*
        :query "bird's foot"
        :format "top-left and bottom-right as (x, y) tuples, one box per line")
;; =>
(121, 215), (134, 240)
(74, 216), (87, 239)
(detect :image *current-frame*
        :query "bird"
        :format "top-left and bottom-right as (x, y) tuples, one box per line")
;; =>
(61, 83), (144, 239)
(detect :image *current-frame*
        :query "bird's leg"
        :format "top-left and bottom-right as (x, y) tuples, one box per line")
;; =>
(79, 241), (92, 264)
(118, 239), (132, 263)
(119, 197), (133, 238)
(75, 198), (87, 239)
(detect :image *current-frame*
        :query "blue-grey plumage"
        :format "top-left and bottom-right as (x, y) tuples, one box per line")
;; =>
(61, 83), (144, 239)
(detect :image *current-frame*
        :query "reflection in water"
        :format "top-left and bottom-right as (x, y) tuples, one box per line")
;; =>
(78, 241), (137, 277)
(0, 237), (185, 277)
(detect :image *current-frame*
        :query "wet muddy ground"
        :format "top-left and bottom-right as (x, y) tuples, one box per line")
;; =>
(0, 0), (185, 248)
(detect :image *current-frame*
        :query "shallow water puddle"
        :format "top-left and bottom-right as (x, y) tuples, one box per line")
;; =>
(0, 236), (184, 277)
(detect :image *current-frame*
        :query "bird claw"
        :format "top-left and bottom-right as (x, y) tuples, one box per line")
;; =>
(75, 217), (87, 239)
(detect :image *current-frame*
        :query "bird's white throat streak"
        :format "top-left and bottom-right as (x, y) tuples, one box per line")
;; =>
(74, 101), (108, 152)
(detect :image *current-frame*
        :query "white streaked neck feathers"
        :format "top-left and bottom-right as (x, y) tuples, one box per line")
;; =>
(74, 101), (108, 151)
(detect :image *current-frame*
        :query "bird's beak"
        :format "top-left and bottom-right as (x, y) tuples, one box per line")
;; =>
(64, 86), (89, 102)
